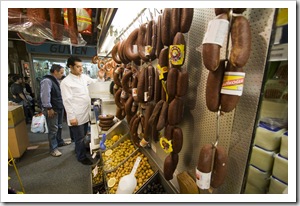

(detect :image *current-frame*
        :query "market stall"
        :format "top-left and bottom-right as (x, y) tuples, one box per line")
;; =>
(7, 7), (289, 196)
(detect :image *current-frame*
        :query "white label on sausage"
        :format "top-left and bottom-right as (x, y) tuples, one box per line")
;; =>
(202, 19), (229, 46)
(132, 88), (137, 97)
(133, 45), (138, 54)
(144, 91), (149, 101)
(221, 72), (246, 96)
(195, 168), (211, 189)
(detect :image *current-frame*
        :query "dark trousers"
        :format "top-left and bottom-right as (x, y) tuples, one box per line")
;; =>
(69, 122), (88, 161)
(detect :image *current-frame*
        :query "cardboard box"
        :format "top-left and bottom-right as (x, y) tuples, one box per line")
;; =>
(8, 120), (29, 158)
(8, 105), (25, 127)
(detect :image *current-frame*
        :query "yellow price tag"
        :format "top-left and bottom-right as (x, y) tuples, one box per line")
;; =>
(159, 137), (173, 153)
(157, 64), (168, 80)
(169, 44), (185, 65)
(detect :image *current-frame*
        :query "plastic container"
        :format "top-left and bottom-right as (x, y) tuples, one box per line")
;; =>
(247, 165), (271, 191)
(272, 153), (288, 184)
(279, 131), (288, 158)
(254, 122), (286, 151)
(268, 175), (288, 194)
(249, 146), (276, 172)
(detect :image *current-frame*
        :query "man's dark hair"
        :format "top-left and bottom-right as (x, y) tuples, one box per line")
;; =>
(50, 64), (63, 73)
(12, 74), (22, 82)
(67, 56), (82, 68)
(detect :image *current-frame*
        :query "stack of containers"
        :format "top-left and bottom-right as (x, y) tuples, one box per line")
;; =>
(268, 131), (288, 194)
(244, 122), (286, 194)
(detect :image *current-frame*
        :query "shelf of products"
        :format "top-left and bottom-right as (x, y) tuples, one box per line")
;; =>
(244, 8), (288, 194)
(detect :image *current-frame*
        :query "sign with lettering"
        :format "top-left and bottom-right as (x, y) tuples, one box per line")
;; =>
(26, 43), (96, 57)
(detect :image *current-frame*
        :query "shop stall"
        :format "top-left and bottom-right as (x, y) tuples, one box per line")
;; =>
(7, 7), (290, 196)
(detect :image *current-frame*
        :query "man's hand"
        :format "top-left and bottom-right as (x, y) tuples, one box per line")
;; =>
(70, 118), (78, 126)
(47, 109), (57, 118)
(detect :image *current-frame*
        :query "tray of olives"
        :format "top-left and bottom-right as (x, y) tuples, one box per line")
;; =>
(101, 137), (139, 172)
(99, 119), (130, 150)
(104, 150), (158, 194)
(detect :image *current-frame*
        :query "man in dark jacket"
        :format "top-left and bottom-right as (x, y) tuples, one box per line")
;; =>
(40, 64), (70, 157)
(10, 74), (33, 123)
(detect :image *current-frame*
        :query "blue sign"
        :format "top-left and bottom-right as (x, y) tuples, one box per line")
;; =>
(26, 43), (97, 57)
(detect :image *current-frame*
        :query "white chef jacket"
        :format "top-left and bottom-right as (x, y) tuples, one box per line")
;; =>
(60, 73), (97, 126)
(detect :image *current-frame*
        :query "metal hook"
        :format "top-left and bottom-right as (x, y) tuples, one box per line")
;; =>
(212, 107), (221, 148)
(148, 8), (153, 20)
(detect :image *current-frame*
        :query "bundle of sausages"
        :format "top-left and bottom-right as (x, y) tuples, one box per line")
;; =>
(203, 8), (251, 113)
(98, 114), (115, 131)
(196, 144), (228, 190)
(110, 8), (194, 181)
(13, 8), (87, 44)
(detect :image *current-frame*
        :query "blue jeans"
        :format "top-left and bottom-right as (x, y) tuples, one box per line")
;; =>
(69, 122), (88, 161)
(44, 108), (65, 152)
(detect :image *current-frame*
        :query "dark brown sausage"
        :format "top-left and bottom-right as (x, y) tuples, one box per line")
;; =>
(143, 104), (155, 142)
(115, 107), (125, 120)
(156, 101), (168, 131)
(119, 40), (131, 64)
(124, 95), (135, 117)
(99, 121), (115, 128)
(155, 15), (164, 58)
(148, 100), (164, 125)
(161, 8), (172, 46)
(114, 88), (124, 109)
(168, 97), (183, 125)
(147, 65), (155, 102)
(137, 67), (146, 103)
(220, 63), (244, 112)
(211, 146), (228, 188)
(137, 23), (149, 62)
(111, 42), (122, 64)
(8, 8), (23, 25)
(67, 8), (78, 44)
(145, 20), (155, 60)
(202, 13), (229, 71)
(121, 70), (133, 94)
(131, 116), (141, 147)
(152, 125), (159, 142)
(176, 69), (189, 97)
(172, 127), (183, 154)
(113, 66), (123, 88)
(157, 47), (169, 81)
(206, 60), (225, 112)
(99, 114), (114, 121)
(170, 8), (181, 42)
(154, 68), (162, 103)
(164, 153), (179, 181)
(164, 124), (175, 140)
(27, 8), (47, 26)
(229, 15), (251, 68)
(124, 28), (140, 62)
(197, 144), (213, 173)
(49, 8), (63, 41)
(180, 8), (194, 33)
(166, 67), (179, 103)
(150, 20), (157, 61)
(129, 113), (138, 134)
(214, 8), (246, 16)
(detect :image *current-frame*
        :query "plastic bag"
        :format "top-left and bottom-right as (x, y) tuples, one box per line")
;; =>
(31, 113), (48, 133)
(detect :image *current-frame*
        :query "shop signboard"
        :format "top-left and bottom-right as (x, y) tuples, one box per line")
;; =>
(26, 43), (96, 57)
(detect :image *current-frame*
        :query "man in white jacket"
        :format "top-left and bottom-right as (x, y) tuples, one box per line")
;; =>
(60, 56), (97, 165)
